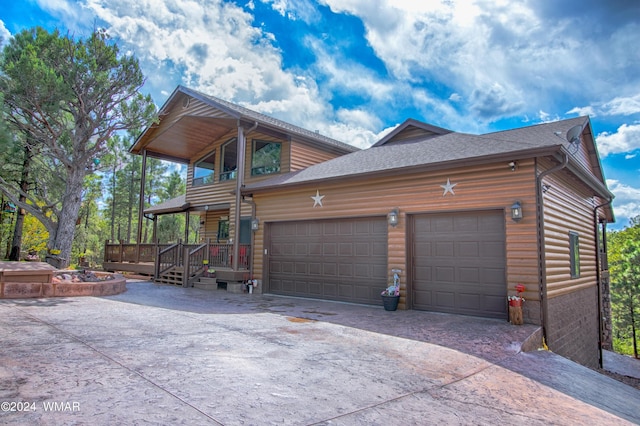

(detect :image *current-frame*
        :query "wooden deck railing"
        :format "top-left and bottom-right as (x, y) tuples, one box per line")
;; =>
(184, 243), (207, 287)
(104, 240), (251, 283)
(156, 243), (181, 278)
(104, 242), (172, 263)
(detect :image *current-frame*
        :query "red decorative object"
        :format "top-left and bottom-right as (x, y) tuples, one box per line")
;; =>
(515, 284), (526, 294)
(509, 298), (523, 307)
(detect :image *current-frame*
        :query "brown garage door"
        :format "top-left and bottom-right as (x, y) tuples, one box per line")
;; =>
(267, 218), (387, 305)
(412, 211), (506, 318)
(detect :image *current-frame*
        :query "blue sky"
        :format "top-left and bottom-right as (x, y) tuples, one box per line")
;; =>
(1, 0), (639, 229)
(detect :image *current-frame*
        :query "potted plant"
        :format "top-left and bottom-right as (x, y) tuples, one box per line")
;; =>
(381, 271), (401, 311)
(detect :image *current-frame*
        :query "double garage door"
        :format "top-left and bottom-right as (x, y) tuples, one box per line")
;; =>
(266, 211), (506, 318)
(266, 217), (388, 305)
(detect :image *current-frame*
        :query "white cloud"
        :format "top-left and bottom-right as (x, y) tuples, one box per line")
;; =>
(0, 20), (10, 48)
(569, 93), (640, 118)
(58, 0), (355, 143)
(319, 0), (640, 123)
(596, 124), (640, 157)
(607, 179), (640, 226)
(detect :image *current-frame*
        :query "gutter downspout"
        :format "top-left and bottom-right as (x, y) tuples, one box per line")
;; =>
(593, 196), (613, 368)
(232, 121), (258, 271)
(242, 195), (256, 281)
(536, 150), (569, 348)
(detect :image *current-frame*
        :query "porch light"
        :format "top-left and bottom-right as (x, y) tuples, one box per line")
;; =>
(387, 208), (399, 227)
(251, 218), (260, 231)
(511, 201), (523, 222)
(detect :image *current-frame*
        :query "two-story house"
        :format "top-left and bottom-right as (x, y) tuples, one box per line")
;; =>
(105, 85), (614, 369)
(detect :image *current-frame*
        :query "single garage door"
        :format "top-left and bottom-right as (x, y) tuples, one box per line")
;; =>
(412, 210), (506, 318)
(267, 217), (387, 305)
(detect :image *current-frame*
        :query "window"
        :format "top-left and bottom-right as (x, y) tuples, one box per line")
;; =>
(569, 231), (580, 278)
(193, 151), (216, 186)
(251, 140), (281, 176)
(218, 219), (229, 241)
(220, 138), (237, 181)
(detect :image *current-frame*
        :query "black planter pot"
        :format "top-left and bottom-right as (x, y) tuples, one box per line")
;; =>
(381, 295), (399, 311)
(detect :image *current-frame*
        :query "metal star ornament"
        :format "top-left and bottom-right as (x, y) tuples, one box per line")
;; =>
(440, 178), (457, 196)
(311, 190), (325, 207)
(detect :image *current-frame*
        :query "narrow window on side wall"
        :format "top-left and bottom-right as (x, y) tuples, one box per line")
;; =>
(569, 231), (580, 278)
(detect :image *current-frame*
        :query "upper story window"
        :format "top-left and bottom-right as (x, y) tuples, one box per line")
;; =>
(251, 140), (281, 176)
(220, 138), (237, 181)
(193, 151), (216, 187)
(569, 231), (580, 278)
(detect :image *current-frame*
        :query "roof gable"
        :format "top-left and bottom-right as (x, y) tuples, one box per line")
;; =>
(372, 118), (451, 147)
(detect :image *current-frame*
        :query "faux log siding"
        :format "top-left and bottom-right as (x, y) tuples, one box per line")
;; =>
(539, 158), (598, 298)
(252, 159), (540, 305)
(290, 141), (344, 171)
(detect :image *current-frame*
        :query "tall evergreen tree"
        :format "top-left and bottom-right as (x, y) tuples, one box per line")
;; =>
(0, 27), (156, 267)
(609, 216), (640, 358)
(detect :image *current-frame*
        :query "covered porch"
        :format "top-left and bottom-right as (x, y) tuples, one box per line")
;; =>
(103, 195), (252, 289)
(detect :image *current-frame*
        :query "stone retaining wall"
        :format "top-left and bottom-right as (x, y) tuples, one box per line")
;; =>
(0, 276), (126, 299)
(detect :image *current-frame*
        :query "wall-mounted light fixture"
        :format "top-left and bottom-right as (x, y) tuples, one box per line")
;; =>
(541, 183), (552, 193)
(387, 208), (399, 227)
(204, 205), (209, 211)
(509, 161), (517, 171)
(511, 201), (523, 222)
(251, 218), (260, 231)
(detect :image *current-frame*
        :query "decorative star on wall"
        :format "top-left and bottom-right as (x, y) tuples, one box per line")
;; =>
(311, 190), (325, 207)
(440, 178), (457, 196)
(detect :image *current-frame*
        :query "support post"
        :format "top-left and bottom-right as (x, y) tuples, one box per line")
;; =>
(136, 149), (148, 244)
(233, 125), (246, 271)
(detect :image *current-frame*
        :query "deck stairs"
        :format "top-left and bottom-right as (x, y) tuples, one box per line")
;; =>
(155, 266), (185, 286)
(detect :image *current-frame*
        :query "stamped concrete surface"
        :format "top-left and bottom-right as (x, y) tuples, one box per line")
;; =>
(1, 282), (639, 425)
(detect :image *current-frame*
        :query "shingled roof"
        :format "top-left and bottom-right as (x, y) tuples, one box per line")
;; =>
(243, 116), (612, 201)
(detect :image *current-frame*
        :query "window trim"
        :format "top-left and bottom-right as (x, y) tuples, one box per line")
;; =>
(569, 231), (580, 279)
(251, 139), (282, 177)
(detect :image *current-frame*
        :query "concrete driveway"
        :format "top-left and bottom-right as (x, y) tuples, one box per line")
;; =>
(1, 281), (638, 425)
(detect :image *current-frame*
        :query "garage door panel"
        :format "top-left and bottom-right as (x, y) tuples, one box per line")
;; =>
(459, 267), (480, 283)
(309, 281), (322, 295)
(295, 281), (308, 293)
(484, 268), (506, 285)
(458, 241), (479, 257)
(309, 263), (321, 275)
(435, 291), (455, 308)
(339, 263), (353, 277)
(339, 243), (352, 256)
(413, 211), (506, 319)
(323, 243), (337, 255)
(484, 295), (507, 313)
(323, 263), (338, 276)
(339, 284), (353, 298)
(435, 266), (455, 282)
(435, 242), (454, 256)
(295, 262), (307, 274)
(268, 218), (387, 305)
(434, 217), (454, 232)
